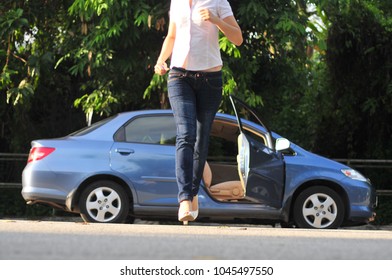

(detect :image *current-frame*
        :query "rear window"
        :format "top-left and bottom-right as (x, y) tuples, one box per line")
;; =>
(69, 116), (116, 136)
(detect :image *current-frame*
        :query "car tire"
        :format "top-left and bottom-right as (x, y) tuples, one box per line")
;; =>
(293, 186), (345, 229)
(79, 180), (131, 223)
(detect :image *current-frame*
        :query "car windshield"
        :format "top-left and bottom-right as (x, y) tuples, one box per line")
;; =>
(69, 116), (116, 136)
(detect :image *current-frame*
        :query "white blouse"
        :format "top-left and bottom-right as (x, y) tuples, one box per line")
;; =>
(169, 0), (234, 71)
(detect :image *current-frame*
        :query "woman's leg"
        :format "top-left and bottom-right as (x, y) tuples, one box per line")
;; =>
(167, 70), (197, 203)
(192, 72), (223, 196)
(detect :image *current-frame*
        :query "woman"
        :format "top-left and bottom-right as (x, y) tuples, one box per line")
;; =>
(154, 0), (243, 224)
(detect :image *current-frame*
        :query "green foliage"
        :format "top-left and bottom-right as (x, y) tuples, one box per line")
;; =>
(0, 7), (30, 103)
(0, 8), (28, 39)
(58, 0), (171, 117)
(74, 84), (118, 126)
(225, 0), (315, 144)
(313, 0), (392, 159)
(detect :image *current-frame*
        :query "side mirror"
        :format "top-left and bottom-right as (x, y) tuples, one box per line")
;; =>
(275, 138), (290, 151)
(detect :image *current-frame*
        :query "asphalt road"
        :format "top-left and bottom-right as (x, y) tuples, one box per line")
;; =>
(1, 219), (392, 260)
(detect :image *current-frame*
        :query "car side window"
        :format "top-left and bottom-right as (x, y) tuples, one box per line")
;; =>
(120, 115), (177, 145)
(208, 120), (267, 162)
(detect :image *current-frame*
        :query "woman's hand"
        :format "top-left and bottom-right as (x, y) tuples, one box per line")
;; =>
(154, 61), (169, 75)
(199, 8), (219, 24)
(200, 9), (243, 46)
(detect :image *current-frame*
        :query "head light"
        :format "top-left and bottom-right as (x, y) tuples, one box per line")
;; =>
(341, 169), (368, 182)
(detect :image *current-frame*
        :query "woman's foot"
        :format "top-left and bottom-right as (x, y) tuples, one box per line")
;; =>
(191, 195), (199, 220)
(178, 200), (194, 224)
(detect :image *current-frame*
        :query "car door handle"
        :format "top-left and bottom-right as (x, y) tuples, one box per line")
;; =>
(115, 148), (134, 155)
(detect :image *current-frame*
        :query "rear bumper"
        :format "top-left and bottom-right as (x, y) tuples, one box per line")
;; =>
(22, 165), (76, 212)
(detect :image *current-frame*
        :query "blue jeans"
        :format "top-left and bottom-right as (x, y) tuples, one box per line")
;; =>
(168, 67), (223, 203)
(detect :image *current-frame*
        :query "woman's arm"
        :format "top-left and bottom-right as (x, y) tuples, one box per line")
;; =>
(199, 9), (243, 46)
(155, 22), (176, 75)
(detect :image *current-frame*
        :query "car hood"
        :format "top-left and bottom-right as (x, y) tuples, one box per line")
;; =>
(289, 142), (350, 170)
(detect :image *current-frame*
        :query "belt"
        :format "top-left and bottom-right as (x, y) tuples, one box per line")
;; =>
(171, 67), (222, 78)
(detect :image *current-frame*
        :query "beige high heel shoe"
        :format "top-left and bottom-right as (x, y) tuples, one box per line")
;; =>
(178, 200), (194, 225)
(190, 195), (199, 220)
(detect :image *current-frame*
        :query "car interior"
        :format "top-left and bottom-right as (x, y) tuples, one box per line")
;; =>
(205, 119), (266, 202)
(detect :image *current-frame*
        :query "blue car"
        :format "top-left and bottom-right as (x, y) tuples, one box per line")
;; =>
(21, 96), (377, 229)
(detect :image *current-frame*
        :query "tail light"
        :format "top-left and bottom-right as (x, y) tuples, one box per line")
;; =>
(27, 147), (55, 163)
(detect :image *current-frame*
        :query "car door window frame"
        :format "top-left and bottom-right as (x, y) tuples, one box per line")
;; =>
(114, 114), (177, 145)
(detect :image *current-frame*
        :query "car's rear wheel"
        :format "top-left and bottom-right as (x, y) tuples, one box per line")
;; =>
(79, 180), (131, 223)
(293, 186), (345, 229)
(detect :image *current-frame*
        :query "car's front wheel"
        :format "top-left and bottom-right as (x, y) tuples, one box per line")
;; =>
(79, 180), (131, 223)
(293, 186), (345, 229)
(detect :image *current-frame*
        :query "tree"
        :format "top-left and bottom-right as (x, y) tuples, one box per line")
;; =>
(0, 1), (86, 152)
(1, 0), (170, 152)
(1, 0), (391, 163)
(311, 0), (392, 159)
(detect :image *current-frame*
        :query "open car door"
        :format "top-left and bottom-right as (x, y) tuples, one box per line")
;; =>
(229, 95), (286, 208)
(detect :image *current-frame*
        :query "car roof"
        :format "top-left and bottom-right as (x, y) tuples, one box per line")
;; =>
(71, 109), (271, 141)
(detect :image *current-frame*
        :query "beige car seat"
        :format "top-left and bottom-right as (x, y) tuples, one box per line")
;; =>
(203, 161), (245, 200)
